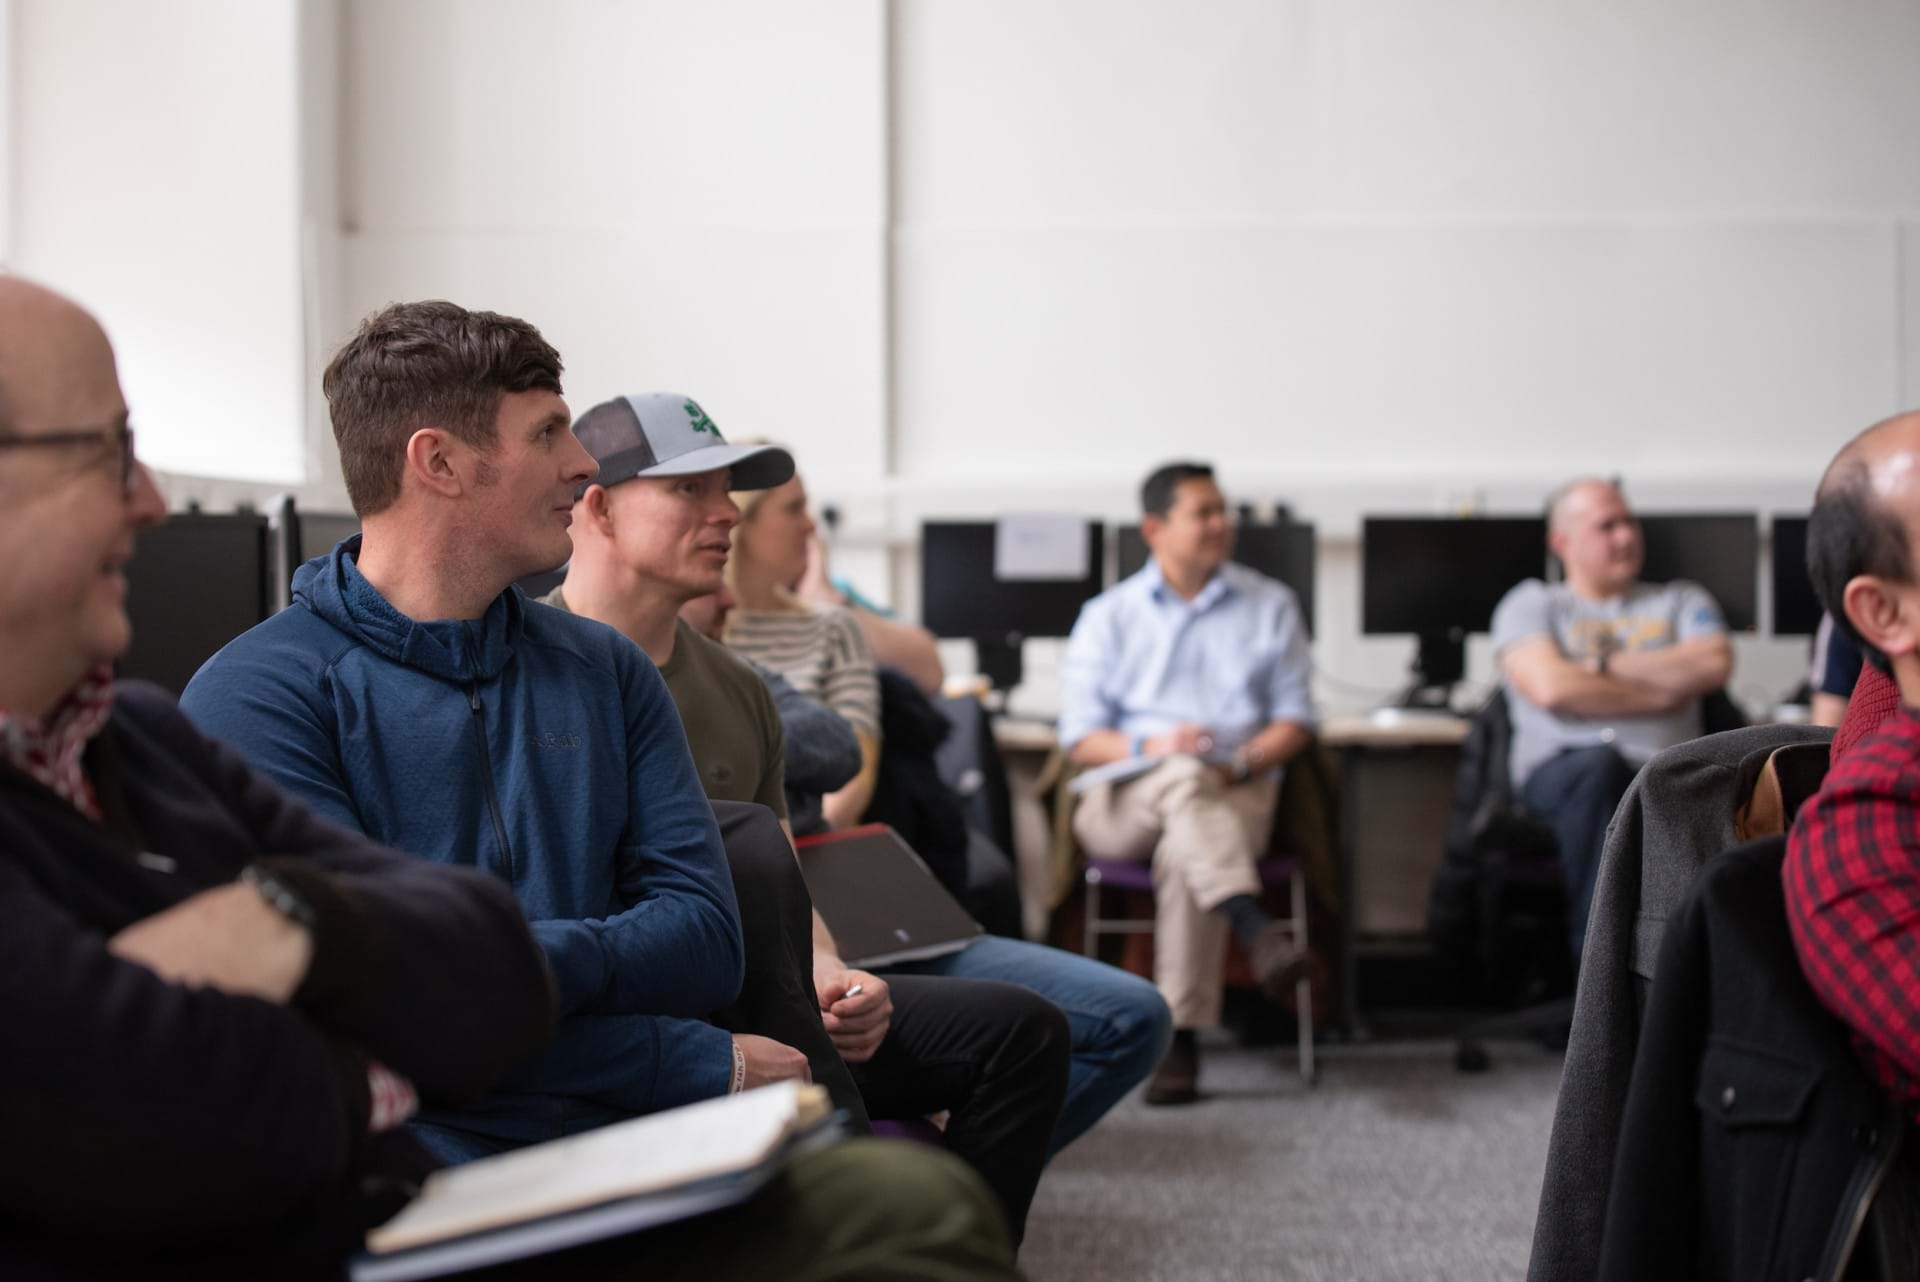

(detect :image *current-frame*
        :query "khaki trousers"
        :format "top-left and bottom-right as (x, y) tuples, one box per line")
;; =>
(1072, 755), (1280, 1029)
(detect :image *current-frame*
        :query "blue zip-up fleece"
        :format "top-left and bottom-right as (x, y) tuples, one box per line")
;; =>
(180, 538), (745, 1156)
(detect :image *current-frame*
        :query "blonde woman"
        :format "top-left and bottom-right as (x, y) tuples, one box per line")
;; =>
(722, 470), (884, 830)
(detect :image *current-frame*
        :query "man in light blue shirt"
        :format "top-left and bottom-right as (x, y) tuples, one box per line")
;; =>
(1061, 461), (1316, 1104)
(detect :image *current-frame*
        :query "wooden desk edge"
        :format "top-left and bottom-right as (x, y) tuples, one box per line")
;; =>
(992, 718), (1469, 753)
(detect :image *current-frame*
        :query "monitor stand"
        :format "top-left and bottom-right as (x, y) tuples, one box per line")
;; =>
(974, 634), (1026, 695)
(1396, 629), (1467, 711)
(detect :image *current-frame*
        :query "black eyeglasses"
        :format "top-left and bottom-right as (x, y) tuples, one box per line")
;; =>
(0, 421), (139, 495)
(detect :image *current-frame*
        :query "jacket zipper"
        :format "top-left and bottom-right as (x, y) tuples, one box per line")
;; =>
(467, 684), (518, 884)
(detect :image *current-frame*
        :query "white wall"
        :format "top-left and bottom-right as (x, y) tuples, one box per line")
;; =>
(339, 0), (890, 497)
(6, 0), (311, 484)
(891, 0), (1920, 501)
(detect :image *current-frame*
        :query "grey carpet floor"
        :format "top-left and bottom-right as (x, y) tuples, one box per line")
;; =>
(1020, 1036), (1562, 1282)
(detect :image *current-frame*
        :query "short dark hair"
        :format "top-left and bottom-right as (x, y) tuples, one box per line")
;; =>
(323, 300), (564, 516)
(1808, 459), (1914, 672)
(1141, 462), (1216, 518)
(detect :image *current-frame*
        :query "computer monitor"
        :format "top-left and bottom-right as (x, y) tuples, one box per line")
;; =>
(296, 511), (361, 564)
(1769, 515), (1819, 637)
(1113, 522), (1317, 636)
(921, 520), (1106, 690)
(1361, 516), (1549, 702)
(121, 513), (271, 695)
(1634, 513), (1759, 633)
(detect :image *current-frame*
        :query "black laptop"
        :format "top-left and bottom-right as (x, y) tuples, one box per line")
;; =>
(792, 825), (983, 968)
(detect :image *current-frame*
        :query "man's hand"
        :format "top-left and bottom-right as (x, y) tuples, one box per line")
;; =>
(731, 1034), (812, 1090)
(1144, 724), (1217, 758)
(815, 963), (893, 1063)
(108, 882), (312, 1004)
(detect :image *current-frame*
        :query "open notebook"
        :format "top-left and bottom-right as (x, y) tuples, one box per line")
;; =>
(353, 1081), (833, 1281)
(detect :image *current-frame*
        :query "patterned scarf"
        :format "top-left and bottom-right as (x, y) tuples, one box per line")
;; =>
(0, 665), (114, 821)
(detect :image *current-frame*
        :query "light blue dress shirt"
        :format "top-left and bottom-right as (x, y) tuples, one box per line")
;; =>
(1058, 559), (1316, 754)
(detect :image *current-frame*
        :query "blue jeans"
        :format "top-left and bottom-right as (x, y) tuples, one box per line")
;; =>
(881, 935), (1173, 1157)
(1521, 744), (1639, 964)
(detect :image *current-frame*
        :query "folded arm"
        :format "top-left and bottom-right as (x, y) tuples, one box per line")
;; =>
(0, 865), (371, 1246)
(1502, 636), (1695, 719)
(188, 722), (555, 1099)
(1605, 634), (1733, 704)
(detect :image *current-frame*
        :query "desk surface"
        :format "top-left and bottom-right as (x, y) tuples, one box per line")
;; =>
(992, 715), (1468, 754)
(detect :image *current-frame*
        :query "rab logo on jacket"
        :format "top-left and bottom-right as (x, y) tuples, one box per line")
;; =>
(530, 732), (582, 751)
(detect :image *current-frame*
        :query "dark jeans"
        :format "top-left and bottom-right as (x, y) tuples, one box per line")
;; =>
(1521, 745), (1639, 963)
(886, 936), (1171, 1158)
(849, 974), (1070, 1246)
(710, 801), (870, 1133)
(716, 801), (1068, 1243)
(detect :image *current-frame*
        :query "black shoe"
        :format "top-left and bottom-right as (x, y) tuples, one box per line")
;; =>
(1144, 1038), (1201, 1106)
(1249, 920), (1311, 1003)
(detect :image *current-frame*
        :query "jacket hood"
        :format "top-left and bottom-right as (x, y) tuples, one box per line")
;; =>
(291, 535), (521, 683)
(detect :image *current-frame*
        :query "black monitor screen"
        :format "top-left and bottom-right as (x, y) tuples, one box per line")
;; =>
(296, 512), (360, 565)
(1769, 515), (1818, 637)
(1361, 517), (1549, 636)
(1635, 513), (1758, 633)
(921, 521), (1105, 641)
(121, 514), (270, 695)
(1114, 523), (1316, 636)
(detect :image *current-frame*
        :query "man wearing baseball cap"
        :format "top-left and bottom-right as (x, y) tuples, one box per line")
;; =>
(543, 392), (1071, 1244)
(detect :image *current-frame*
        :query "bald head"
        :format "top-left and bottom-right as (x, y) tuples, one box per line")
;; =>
(1807, 410), (1920, 672)
(1546, 476), (1642, 598)
(1818, 411), (1920, 509)
(1546, 478), (1626, 535)
(0, 276), (121, 436)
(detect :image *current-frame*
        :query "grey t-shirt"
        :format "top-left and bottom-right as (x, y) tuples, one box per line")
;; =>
(1491, 578), (1727, 788)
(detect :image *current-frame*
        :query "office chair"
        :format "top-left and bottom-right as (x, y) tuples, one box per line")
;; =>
(1081, 852), (1315, 1085)
(1435, 693), (1576, 1072)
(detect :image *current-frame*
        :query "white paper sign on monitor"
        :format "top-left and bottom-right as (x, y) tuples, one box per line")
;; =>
(993, 515), (1087, 581)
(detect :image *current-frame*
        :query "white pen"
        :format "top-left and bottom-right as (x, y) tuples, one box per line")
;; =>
(842, 983), (864, 1000)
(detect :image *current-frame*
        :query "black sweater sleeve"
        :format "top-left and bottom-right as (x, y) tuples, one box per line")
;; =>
(0, 857), (369, 1244)
(153, 687), (557, 1103)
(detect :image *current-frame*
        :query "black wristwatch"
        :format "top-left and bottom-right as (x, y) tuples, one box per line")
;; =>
(241, 863), (319, 929)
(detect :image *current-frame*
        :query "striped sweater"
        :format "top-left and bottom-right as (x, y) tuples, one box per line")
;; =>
(723, 605), (882, 743)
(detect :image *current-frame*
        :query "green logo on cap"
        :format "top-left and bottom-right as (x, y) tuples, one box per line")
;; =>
(684, 401), (721, 439)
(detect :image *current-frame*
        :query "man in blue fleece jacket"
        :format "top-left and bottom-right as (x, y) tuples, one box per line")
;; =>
(181, 301), (809, 1160)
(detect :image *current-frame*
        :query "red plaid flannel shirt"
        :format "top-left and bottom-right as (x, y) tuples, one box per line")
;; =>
(1785, 703), (1920, 1118)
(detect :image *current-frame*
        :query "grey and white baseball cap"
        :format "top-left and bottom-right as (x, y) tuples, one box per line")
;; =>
(571, 393), (794, 495)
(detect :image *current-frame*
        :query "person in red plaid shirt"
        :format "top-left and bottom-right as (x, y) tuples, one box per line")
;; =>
(1785, 409), (1920, 1115)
